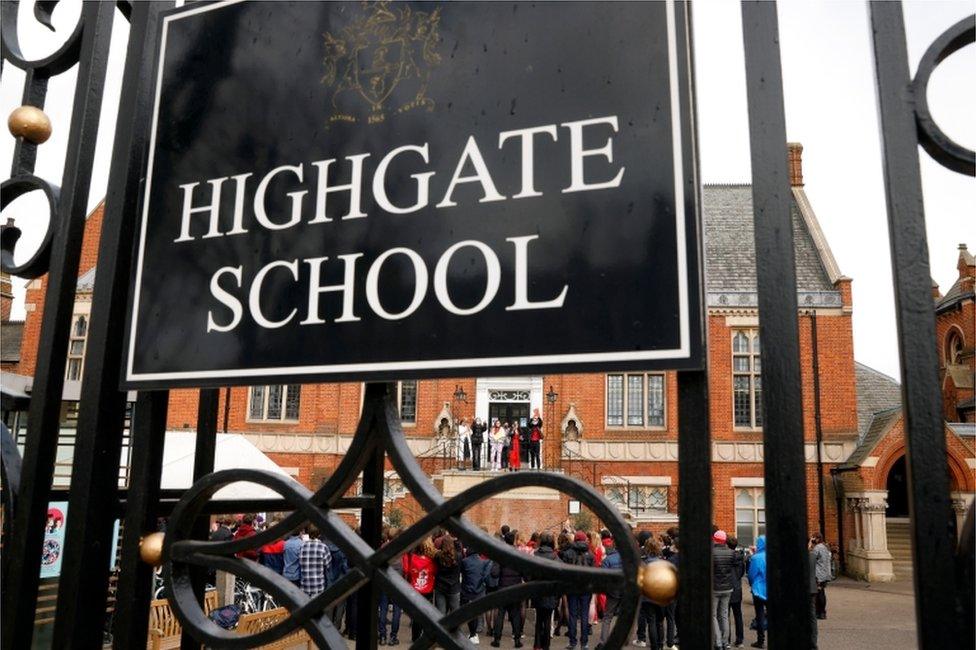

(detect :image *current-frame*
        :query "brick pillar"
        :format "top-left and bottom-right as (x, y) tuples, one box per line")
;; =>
(788, 142), (804, 187)
(0, 271), (12, 322)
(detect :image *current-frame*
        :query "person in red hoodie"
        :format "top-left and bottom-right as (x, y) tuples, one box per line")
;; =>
(234, 514), (259, 560)
(259, 515), (286, 574)
(403, 538), (438, 642)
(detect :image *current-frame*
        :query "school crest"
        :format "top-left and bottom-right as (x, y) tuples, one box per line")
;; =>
(321, 1), (442, 125)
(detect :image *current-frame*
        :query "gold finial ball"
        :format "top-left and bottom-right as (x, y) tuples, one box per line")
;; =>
(139, 532), (166, 567)
(638, 560), (679, 605)
(8, 106), (52, 144)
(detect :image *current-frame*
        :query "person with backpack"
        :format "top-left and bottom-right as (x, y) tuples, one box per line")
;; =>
(491, 531), (525, 648)
(461, 544), (494, 644)
(747, 535), (767, 648)
(560, 530), (595, 650)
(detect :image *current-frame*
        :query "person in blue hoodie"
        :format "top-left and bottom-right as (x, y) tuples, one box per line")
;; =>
(460, 545), (493, 644)
(746, 536), (767, 649)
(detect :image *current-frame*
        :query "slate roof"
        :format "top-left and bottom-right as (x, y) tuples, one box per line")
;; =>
(935, 276), (974, 312)
(701, 185), (835, 293)
(0, 320), (24, 364)
(854, 362), (902, 438)
(845, 406), (902, 467)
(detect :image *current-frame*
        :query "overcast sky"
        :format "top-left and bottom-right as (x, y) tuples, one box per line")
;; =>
(1, 0), (973, 381)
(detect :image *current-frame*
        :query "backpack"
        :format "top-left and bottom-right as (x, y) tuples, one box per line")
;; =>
(486, 560), (500, 588)
(208, 604), (241, 629)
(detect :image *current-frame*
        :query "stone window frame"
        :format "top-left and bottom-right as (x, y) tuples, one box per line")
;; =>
(603, 476), (671, 514)
(732, 328), (763, 431)
(65, 314), (88, 382)
(247, 384), (301, 423)
(398, 380), (418, 426)
(604, 372), (667, 430)
(733, 484), (766, 547)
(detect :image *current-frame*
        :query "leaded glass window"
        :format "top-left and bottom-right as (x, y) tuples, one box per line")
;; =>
(732, 328), (763, 428)
(606, 373), (666, 428)
(399, 380), (417, 424)
(248, 385), (301, 422)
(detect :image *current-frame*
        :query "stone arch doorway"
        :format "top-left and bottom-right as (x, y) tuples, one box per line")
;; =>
(885, 455), (909, 518)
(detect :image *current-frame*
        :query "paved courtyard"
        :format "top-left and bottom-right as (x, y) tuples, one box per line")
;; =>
(342, 577), (917, 649)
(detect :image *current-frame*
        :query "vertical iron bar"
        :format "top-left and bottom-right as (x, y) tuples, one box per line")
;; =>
(113, 391), (169, 650)
(52, 0), (164, 644)
(11, 68), (47, 177)
(1, 4), (115, 648)
(356, 382), (390, 650)
(741, 2), (812, 647)
(869, 3), (961, 645)
(677, 370), (711, 650)
(181, 389), (219, 650)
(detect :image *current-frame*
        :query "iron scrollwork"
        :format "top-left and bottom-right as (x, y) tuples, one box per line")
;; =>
(164, 393), (640, 649)
(911, 15), (975, 176)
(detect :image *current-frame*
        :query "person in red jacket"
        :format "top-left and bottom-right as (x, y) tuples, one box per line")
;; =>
(234, 514), (259, 560)
(404, 538), (438, 642)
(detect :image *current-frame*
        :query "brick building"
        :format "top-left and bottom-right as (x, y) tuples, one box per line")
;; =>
(4, 144), (972, 579)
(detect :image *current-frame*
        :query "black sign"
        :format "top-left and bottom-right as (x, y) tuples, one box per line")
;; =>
(124, 0), (703, 388)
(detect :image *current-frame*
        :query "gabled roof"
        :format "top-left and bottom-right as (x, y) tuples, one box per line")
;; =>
(0, 320), (24, 363)
(844, 406), (902, 467)
(854, 362), (902, 439)
(702, 185), (837, 296)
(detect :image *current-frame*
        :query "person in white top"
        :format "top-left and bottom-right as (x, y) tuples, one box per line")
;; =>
(489, 420), (506, 470)
(456, 418), (472, 469)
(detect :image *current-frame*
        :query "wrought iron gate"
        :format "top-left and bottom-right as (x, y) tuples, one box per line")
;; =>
(1, 1), (973, 648)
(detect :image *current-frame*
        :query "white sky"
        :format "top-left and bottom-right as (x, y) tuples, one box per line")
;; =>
(1, 0), (973, 380)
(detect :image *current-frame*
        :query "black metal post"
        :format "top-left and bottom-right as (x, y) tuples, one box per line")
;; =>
(1, 4), (115, 648)
(52, 1), (166, 644)
(741, 2), (812, 647)
(113, 391), (170, 649)
(356, 382), (391, 649)
(181, 389), (220, 650)
(677, 370), (711, 650)
(869, 3), (962, 646)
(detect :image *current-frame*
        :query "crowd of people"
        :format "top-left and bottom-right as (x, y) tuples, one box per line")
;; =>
(453, 409), (546, 471)
(209, 514), (835, 649)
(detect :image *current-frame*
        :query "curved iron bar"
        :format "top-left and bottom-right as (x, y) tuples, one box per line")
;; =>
(0, 176), (59, 278)
(912, 15), (975, 176)
(0, 0), (85, 76)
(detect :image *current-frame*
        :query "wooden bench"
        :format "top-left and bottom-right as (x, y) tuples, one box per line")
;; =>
(147, 590), (218, 649)
(236, 607), (312, 649)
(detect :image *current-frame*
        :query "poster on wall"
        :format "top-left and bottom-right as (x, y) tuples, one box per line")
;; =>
(39, 503), (121, 577)
(40, 502), (67, 579)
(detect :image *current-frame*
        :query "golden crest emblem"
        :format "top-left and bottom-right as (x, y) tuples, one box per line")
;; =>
(322, 1), (442, 125)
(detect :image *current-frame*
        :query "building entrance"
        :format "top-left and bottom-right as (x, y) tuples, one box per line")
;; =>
(488, 402), (531, 428)
(886, 455), (909, 518)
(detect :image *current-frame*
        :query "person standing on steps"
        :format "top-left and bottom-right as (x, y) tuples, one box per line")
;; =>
(528, 409), (544, 469)
(471, 417), (486, 471)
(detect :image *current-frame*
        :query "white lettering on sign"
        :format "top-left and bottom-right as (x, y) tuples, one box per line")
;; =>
(175, 115), (625, 333)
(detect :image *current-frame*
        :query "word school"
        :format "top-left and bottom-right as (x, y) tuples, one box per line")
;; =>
(172, 116), (629, 332)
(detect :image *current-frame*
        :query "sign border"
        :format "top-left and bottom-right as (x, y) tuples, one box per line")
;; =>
(123, 0), (703, 388)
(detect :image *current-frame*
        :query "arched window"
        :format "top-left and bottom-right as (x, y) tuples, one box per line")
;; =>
(945, 329), (963, 365)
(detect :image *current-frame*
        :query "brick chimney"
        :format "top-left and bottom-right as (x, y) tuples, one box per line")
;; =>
(787, 142), (804, 187)
(0, 271), (13, 322)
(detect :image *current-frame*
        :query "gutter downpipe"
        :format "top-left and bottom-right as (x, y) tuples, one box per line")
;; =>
(811, 312), (827, 536)
(830, 465), (858, 574)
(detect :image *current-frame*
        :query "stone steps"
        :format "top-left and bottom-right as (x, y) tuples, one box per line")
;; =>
(886, 520), (913, 579)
